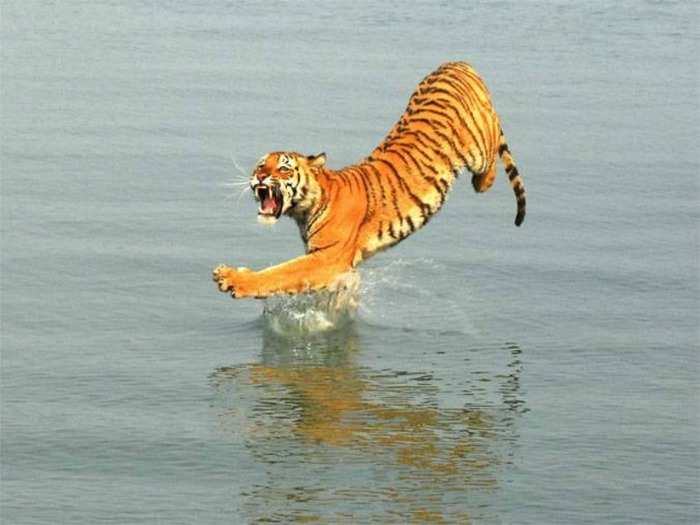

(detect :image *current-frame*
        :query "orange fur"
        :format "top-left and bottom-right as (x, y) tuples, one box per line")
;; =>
(214, 62), (526, 299)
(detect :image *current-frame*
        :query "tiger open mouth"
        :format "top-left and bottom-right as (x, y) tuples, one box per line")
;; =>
(254, 184), (284, 219)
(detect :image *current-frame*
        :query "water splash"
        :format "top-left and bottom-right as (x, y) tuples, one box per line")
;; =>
(358, 257), (476, 332)
(358, 257), (439, 316)
(262, 271), (360, 335)
(261, 257), (476, 335)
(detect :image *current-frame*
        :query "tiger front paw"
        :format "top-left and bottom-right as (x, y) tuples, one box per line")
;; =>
(212, 265), (253, 298)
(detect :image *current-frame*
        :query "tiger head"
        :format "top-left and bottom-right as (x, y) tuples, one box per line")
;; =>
(250, 151), (326, 225)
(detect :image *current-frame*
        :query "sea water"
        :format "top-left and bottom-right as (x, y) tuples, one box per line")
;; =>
(2, 1), (698, 523)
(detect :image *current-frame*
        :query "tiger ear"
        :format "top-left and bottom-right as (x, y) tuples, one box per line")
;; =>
(307, 152), (326, 168)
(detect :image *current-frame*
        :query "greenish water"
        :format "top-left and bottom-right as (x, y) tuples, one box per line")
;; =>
(2, 1), (698, 523)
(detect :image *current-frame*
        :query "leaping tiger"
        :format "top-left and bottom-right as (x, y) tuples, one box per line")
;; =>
(214, 61), (526, 299)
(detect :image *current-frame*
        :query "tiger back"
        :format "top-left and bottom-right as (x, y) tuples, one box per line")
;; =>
(346, 61), (526, 262)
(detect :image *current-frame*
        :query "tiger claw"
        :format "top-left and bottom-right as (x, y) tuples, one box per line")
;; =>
(212, 264), (226, 281)
(212, 265), (253, 299)
(213, 264), (235, 294)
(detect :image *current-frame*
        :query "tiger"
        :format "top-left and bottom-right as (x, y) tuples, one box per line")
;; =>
(213, 61), (526, 299)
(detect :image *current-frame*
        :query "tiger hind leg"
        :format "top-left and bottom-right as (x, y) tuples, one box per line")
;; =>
(471, 162), (497, 193)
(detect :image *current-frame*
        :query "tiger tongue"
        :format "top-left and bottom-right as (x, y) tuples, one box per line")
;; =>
(262, 196), (277, 214)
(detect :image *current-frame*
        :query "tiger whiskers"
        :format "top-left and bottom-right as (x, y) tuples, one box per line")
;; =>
(221, 181), (252, 202)
(221, 180), (249, 187)
(228, 152), (249, 178)
(222, 151), (254, 202)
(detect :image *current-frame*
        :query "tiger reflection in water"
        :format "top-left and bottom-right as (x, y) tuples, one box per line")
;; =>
(211, 325), (525, 523)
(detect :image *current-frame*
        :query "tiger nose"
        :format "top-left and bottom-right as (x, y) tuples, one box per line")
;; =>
(255, 171), (267, 182)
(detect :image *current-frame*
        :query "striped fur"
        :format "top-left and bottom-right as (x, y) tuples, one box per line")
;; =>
(214, 62), (526, 298)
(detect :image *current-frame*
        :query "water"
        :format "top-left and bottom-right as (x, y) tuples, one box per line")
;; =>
(1, 1), (698, 523)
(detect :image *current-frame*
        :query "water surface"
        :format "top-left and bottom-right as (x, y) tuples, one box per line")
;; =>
(2, 1), (698, 523)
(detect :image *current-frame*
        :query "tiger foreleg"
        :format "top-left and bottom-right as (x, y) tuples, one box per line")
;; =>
(213, 252), (353, 299)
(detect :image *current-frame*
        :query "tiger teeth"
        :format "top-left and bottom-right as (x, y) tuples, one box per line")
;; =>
(255, 185), (269, 201)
